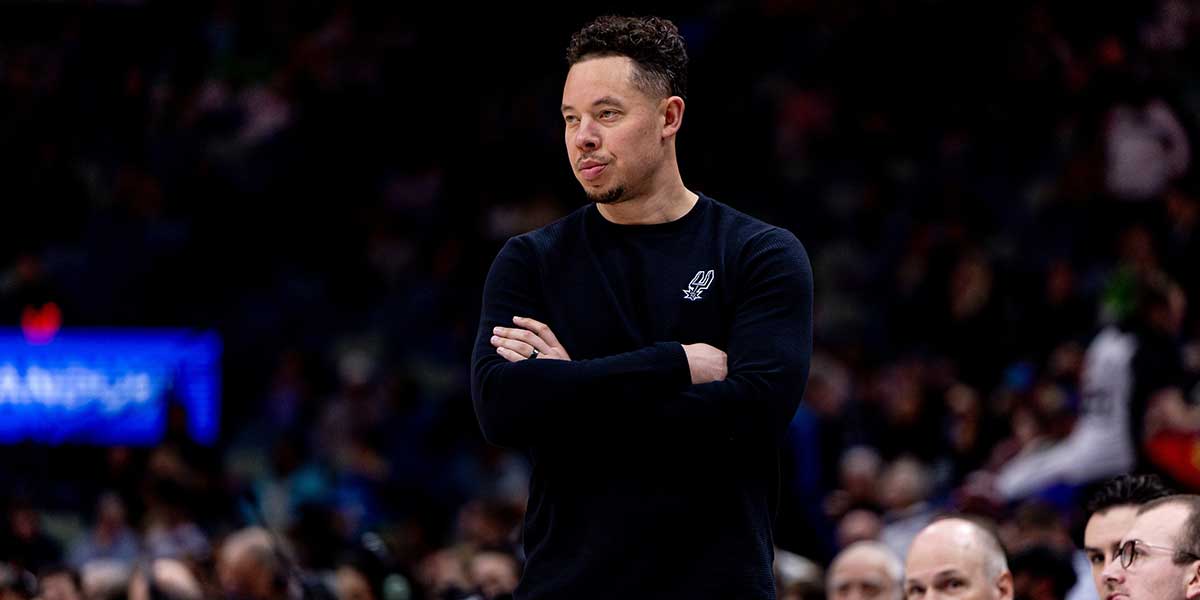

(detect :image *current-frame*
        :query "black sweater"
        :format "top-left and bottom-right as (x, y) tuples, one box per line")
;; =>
(470, 193), (813, 600)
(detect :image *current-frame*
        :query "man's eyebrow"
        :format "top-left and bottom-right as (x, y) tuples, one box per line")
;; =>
(561, 96), (626, 112)
(932, 569), (965, 579)
(591, 96), (625, 108)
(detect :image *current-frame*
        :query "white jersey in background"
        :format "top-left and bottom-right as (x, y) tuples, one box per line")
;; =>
(995, 326), (1137, 500)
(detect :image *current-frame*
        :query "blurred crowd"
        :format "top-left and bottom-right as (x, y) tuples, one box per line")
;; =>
(2, 1), (1200, 600)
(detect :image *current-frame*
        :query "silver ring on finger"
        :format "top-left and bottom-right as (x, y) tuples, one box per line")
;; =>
(528, 348), (539, 360)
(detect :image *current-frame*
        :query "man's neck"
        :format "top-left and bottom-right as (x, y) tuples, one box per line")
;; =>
(596, 176), (698, 225)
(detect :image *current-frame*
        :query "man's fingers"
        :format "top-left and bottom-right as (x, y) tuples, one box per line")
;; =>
(490, 335), (535, 358)
(513, 316), (562, 348)
(496, 347), (523, 362)
(492, 326), (551, 354)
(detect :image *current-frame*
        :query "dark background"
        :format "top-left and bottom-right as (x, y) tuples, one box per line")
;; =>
(1, 1), (1199, 599)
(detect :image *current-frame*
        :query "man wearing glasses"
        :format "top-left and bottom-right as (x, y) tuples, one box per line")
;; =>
(1102, 495), (1200, 600)
(1082, 475), (1174, 599)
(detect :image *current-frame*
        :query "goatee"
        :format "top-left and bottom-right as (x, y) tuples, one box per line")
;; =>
(588, 185), (628, 205)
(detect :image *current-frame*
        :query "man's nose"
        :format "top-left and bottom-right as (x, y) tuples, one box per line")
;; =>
(1101, 558), (1124, 585)
(574, 119), (600, 151)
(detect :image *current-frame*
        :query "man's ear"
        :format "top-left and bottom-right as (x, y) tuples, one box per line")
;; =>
(1184, 560), (1200, 600)
(996, 571), (1014, 600)
(662, 96), (685, 139)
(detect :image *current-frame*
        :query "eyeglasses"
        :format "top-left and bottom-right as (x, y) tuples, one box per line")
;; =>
(1117, 539), (1200, 569)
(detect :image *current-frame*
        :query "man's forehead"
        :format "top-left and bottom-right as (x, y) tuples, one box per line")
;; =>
(1084, 505), (1138, 545)
(1126, 503), (1188, 544)
(567, 54), (635, 78)
(906, 543), (983, 581)
(832, 570), (888, 584)
(563, 56), (642, 101)
(905, 567), (970, 584)
(832, 560), (891, 579)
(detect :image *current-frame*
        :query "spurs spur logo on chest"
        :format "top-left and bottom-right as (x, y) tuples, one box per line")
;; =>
(682, 269), (715, 301)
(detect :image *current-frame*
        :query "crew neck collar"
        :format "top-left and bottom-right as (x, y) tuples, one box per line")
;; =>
(589, 193), (709, 235)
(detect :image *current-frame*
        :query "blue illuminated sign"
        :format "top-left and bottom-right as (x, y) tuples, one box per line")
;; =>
(0, 330), (220, 445)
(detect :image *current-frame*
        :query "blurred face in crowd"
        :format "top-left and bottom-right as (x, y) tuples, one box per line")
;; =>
(39, 573), (82, 600)
(335, 566), (375, 600)
(469, 552), (519, 600)
(905, 520), (1013, 600)
(128, 560), (202, 600)
(97, 493), (127, 534)
(217, 534), (281, 600)
(561, 55), (682, 205)
(1101, 503), (1199, 600)
(838, 510), (884, 548)
(829, 544), (902, 600)
(1085, 505), (1138, 599)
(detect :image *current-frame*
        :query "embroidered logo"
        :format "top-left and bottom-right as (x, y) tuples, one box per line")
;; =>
(682, 270), (715, 301)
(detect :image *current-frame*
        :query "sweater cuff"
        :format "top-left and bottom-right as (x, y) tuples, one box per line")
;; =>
(654, 341), (693, 389)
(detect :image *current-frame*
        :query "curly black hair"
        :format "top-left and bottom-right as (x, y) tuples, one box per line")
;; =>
(566, 15), (688, 100)
(1085, 473), (1174, 515)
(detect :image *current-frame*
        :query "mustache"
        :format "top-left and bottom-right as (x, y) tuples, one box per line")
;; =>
(577, 154), (610, 167)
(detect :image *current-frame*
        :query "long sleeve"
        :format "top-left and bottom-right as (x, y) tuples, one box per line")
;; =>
(483, 197), (809, 599)
(471, 227), (812, 449)
(470, 237), (693, 449)
(664, 227), (813, 443)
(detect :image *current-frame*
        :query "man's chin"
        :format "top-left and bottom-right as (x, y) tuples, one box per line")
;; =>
(586, 185), (628, 205)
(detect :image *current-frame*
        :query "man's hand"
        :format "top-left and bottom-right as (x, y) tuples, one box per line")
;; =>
(491, 316), (572, 362)
(683, 343), (726, 384)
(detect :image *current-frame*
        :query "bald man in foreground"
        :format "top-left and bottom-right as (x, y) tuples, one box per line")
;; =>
(829, 542), (904, 600)
(905, 518), (1013, 600)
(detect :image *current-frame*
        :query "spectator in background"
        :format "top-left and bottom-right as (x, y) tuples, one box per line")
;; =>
(839, 510), (886, 550)
(1102, 495), (1200, 600)
(415, 547), (472, 600)
(1105, 93), (1191, 202)
(1009, 546), (1078, 600)
(994, 273), (1187, 500)
(67, 493), (139, 570)
(36, 565), (82, 600)
(453, 500), (521, 551)
(216, 528), (289, 600)
(466, 547), (519, 600)
(827, 542), (904, 600)
(0, 565), (36, 600)
(78, 561), (131, 600)
(1081, 474), (1175, 600)
(776, 548), (824, 600)
(904, 518), (1013, 600)
(827, 446), (885, 518)
(143, 463), (211, 564)
(333, 537), (414, 600)
(127, 559), (203, 600)
(998, 501), (1089, 600)
(0, 500), (62, 575)
(879, 457), (937, 560)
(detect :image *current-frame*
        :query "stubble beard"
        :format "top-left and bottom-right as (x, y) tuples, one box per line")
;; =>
(587, 184), (629, 205)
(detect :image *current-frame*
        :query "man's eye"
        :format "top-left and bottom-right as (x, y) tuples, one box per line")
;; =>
(564, 115), (578, 124)
(600, 110), (617, 119)
(1089, 554), (1105, 565)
